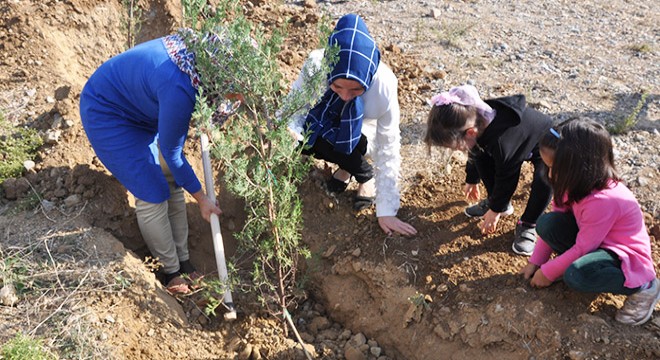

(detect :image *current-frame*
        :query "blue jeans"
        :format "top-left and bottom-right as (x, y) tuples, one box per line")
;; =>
(536, 212), (638, 295)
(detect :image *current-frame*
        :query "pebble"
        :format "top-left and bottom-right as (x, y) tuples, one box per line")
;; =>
(0, 284), (18, 306)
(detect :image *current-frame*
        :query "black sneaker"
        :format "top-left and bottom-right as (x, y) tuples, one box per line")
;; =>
(464, 199), (513, 218)
(512, 223), (537, 256)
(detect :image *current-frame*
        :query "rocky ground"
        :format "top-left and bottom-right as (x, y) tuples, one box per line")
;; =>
(0, 0), (659, 359)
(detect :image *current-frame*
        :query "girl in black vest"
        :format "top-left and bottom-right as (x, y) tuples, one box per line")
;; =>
(425, 85), (553, 255)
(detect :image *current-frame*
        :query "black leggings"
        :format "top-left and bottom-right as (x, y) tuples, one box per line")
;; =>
(474, 150), (552, 224)
(302, 135), (374, 184)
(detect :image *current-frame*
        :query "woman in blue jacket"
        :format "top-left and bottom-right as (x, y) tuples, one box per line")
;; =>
(80, 30), (223, 294)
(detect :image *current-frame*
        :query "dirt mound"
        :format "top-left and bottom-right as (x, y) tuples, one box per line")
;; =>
(1, 0), (659, 359)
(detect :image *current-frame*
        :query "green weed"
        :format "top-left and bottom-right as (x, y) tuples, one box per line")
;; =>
(408, 292), (432, 311)
(0, 333), (54, 360)
(608, 91), (649, 134)
(0, 112), (43, 183)
(629, 43), (653, 54)
(432, 21), (475, 49)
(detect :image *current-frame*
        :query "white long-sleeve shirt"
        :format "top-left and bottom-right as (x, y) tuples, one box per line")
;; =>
(289, 49), (402, 217)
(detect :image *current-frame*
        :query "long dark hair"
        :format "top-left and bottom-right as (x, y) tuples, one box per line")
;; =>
(424, 103), (486, 149)
(540, 118), (619, 207)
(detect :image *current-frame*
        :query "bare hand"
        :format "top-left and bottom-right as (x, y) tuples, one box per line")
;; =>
(479, 209), (502, 234)
(464, 183), (480, 202)
(199, 197), (222, 222)
(518, 262), (539, 280)
(530, 269), (552, 288)
(378, 216), (417, 236)
(192, 190), (223, 222)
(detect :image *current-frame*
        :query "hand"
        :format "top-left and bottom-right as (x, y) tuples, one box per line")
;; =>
(288, 127), (303, 141)
(192, 190), (223, 222)
(463, 183), (480, 202)
(199, 197), (223, 222)
(378, 216), (417, 236)
(518, 262), (539, 280)
(479, 209), (502, 234)
(530, 269), (552, 288)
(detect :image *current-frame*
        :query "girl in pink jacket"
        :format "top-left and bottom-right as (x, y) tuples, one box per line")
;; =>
(519, 119), (659, 325)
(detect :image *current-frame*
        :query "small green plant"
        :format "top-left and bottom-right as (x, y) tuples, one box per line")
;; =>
(408, 292), (432, 311)
(608, 91), (649, 134)
(629, 43), (653, 54)
(113, 271), (133, 290)
(0, 113), (43, 183)
(121, 0), (143, 49)
(432, 20), (474, 49)
(8, 189), (41, 215)
(1, 245), (32, 296)
(200, 262), (239, 317)
(0, 333), (54, 360)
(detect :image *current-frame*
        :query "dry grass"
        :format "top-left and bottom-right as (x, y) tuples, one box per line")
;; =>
(0, 214), (126, 359)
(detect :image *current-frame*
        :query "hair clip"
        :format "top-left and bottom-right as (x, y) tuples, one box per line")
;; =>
(549, 128), (561, 139)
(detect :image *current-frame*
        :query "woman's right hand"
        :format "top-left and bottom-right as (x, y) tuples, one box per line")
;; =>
(192, 190), (223, 222)
(463, 183), (480, 202)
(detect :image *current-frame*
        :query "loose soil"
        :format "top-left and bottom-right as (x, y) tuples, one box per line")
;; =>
(1, 0), (659, 359)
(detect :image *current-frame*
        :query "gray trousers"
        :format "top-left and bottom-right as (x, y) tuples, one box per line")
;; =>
(135, 154), (189, 274)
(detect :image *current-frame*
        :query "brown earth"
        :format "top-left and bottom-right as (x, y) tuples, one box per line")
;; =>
(1, 0), (659, 359)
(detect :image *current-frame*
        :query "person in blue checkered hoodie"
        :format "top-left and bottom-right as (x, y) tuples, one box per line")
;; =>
(288, 14), (417, 236)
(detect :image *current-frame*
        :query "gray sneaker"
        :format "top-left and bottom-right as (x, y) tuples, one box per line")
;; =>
(512, 223), (537, 256)
(616, 278), (660, 326)
(464, 199), (514, 218)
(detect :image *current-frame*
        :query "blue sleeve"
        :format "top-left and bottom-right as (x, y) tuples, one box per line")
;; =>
(155, 69), (202, 195)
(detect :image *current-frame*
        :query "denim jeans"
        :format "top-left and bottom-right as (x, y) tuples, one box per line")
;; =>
(536, 211), (638, 295)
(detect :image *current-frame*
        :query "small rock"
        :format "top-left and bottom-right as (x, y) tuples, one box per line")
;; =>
(51, 113), (63, 129)
(64, 194), (81, 207)
(348, 332), (367, 347)
(345, 346), (366, 360)
(44, 129), (61, 144)
(322, 245), (336, 258)
(568, 350), (588, 360)
(338, 329), (352, 341)
(370, 346), (382, 357)
(299, 331), (314, 343)
(309, 316), (330, 334)
(0, 284), (19, 306)
(23, 160), (36, 172)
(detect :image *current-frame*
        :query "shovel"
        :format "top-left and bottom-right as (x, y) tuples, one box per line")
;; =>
(201, 133), (237, 321)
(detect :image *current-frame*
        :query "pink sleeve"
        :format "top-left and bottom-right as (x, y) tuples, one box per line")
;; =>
(539, 195), (617, 281)
(529, 238), (553, 266)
